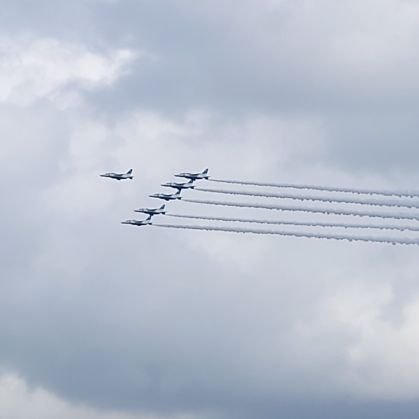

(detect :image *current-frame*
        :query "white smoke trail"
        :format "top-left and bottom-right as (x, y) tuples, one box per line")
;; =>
(153, 223), (419, 246)
(195, 187), (419, 210)
(208, 179), (419, 198)
(183, 198), (419, 222)
(166, 213), (419, 232)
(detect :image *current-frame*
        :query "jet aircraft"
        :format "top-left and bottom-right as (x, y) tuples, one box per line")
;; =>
(134, 204), (166, 216)
(174, 168), (209, 181)
(149, 189), (182, 201)
(121, 216), (152, 226)
(100, 169), (133, 180)
(161, 179), (195, 190)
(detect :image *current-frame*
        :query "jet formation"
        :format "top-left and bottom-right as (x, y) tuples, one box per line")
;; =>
(99, 167), (419, 247)
(99, 168), (209, 226)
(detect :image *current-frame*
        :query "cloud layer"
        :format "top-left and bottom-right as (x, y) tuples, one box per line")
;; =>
(2, 1), (419, 418)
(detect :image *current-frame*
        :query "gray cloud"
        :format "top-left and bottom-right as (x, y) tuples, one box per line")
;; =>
(3, 0), (419, 174)
(2, 1), (419, 419)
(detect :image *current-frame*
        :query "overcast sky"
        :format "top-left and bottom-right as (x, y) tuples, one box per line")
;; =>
(2, 1), (419, 418)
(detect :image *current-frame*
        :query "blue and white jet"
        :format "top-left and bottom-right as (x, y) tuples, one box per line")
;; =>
(174, 168), (209, 181)
(134, 204), (166, 216)
(161, 179), (195, 190)
(149, 189), (182, 201)
(121, 215), (152, 226)
(100, 169), (133, 181)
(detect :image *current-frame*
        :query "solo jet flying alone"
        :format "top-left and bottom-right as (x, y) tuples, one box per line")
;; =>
(100, 169), (133, 181)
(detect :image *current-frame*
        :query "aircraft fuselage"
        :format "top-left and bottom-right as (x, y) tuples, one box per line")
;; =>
(121, 219), (152, 226)
(149, 193), (182, 201)
(174, 169), (209, 181)
(135, 208), (166, 215)
(161, 181), (195, 190)
(100, 169), (133, 180)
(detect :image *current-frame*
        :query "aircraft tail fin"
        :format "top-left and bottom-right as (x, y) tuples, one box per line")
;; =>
(160, 204), (166, 209)
(126, 169), (133, 175)
(202, 168), (208, 174)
